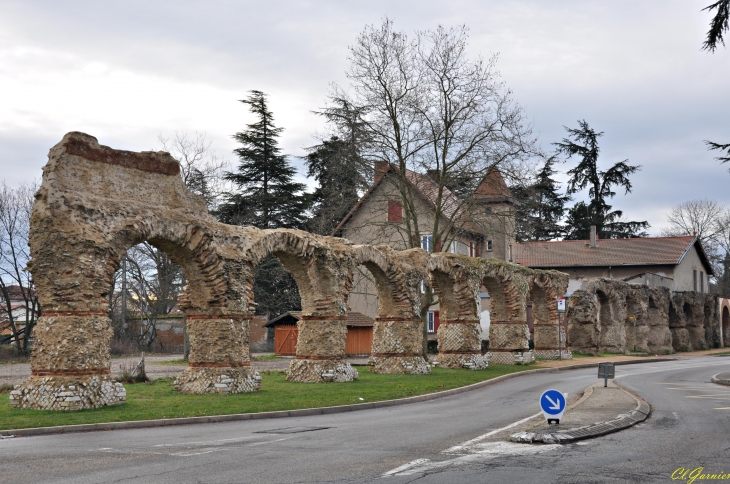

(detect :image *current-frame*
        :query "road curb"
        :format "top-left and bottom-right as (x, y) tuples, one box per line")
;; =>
(711, 373), (730, 386)
(0, 358), (669, 438)
(510, 380), (651, 444)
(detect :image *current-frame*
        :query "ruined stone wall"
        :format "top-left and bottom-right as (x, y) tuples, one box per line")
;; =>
(13, 131), (574, 410)
(356, 245), (431, 375)
(429, 256), (570, 366)
(566, 278), (715, 355)
(530, 270), (570, 360)
(669, 292), (720, 351)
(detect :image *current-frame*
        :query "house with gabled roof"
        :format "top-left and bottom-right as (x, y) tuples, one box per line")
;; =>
(515, 230), (714, 294)
(333, 162), (517, 321)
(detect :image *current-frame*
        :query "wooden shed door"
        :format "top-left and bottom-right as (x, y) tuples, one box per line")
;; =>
(345, 327), (373, 356)
(274, 326), (298, 356)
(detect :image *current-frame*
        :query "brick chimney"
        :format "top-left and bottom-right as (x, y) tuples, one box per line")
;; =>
(374, 161), (389, 184)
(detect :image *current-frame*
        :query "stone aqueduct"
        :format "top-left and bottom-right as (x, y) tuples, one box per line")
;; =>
(9, 132), (570, 410)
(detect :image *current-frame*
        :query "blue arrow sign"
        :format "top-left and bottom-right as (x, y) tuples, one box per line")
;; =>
(540, 389), (566, 416)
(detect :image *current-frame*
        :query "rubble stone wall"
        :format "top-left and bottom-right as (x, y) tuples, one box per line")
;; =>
(357, 246), (431, 375)
(567, 278), (718, 355)
(530, 271), (570, 360)
(16, 132), (575, 410)
(429, 255), (569, 366)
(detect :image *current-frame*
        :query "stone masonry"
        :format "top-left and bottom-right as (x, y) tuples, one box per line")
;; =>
(567, 278), (718, 355)
(356, 245), (431, 375)
(14, 132), (578, 410)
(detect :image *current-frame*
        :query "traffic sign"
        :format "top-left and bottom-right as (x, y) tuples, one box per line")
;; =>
(557, 298), (566, 312)
(540, 389), (566, 424)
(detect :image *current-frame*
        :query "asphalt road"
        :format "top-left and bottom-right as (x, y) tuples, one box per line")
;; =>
(2, 357), (729, 484)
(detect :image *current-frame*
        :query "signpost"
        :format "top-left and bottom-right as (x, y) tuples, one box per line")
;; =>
(540, 389), (566, 425)
(598, 362), (615, 387)
(556, 298), (566, 361)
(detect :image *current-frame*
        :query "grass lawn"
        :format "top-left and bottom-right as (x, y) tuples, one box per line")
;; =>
(0, 365), (530, 430)
(571, 352), (629, 358)
(155, 359), (189, 366)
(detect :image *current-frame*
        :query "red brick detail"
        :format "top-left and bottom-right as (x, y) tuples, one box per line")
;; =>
(439, 350), (482, 355)
(65, 137), (180, 175)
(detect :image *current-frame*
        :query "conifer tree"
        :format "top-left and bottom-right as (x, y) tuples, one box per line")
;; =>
(513, 157), (570, 241)
(218, 90), (307, 317)
(555, 120), (649, 239)
(304, 136), (367, 235)
(218, 90), (309, 229)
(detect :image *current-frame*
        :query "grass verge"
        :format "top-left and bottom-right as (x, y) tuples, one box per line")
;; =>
(0, 365), (529, 430)
(155, 359), (189, 366)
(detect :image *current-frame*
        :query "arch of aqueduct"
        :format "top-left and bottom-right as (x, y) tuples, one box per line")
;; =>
(8, 133), (571, 410)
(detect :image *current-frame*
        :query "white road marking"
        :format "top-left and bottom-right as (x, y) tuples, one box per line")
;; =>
(382, 459), (430, 476)
(444, 411), (542, 454)
(383, 413), (558, 478)
(382, 442), (560, 477)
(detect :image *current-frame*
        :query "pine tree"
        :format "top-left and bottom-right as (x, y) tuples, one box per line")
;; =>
(304, 136), (367, 235)
(555, 120), (649, 239)
(513, 157), (570, 241)
(217, 91), (308, 317)
(218, 90), (309, 229)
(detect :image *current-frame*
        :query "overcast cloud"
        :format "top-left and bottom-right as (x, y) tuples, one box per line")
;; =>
(1, 0), (728, 234)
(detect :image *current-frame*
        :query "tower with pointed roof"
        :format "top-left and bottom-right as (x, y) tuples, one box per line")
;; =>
(472, 167), (519, 262)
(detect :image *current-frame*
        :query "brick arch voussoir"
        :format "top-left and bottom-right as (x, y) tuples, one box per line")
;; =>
(354, 245), (426, 319)
(247, 229), (356, 317)
(108, 219), (236, 312)
(428, 254), (485, 322)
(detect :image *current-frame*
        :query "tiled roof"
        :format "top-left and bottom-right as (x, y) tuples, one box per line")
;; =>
(515, 235), (713, 274)
(265, 311), (375, 327)
(474, 167), (514, 200)
(335, 162), (511, 237)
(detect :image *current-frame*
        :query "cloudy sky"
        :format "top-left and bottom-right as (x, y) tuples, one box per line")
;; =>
(1, 0), (728, 234)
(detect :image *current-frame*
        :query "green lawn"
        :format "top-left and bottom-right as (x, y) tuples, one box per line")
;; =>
(571, 352), (628, 358)
(154, 359), (189, 366)
(0, 365), (529, 430)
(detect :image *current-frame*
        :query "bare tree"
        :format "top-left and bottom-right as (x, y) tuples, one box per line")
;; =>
(330, 20), (537, 352)
(661, 199), (728, 274)
(109, 242), (185, 351)
(158, 132), (229, 211)
(0, 182), (40, 355)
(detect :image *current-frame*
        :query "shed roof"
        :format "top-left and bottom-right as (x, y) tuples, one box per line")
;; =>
(515, 235), (714, 276)
(265, 311), (375, 328)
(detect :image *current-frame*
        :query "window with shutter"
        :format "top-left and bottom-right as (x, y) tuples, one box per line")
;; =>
(387, 200), (402, 222)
